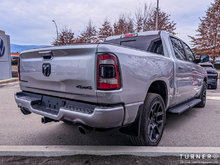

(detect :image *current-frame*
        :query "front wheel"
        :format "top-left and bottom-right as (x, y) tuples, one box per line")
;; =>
(130, 93), (166, 146)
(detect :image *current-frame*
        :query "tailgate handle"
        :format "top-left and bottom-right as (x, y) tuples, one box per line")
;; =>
(39, 51), (53, 60)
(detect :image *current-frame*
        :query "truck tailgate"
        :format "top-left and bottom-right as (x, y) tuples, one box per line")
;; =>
(19, 44), (98, 103)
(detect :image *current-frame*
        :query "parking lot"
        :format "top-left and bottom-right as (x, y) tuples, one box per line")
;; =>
(0, 82), (220, 147)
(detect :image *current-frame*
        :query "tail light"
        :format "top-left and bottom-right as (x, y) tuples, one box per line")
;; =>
(97, 54), (121, 90)
(18, 57), (20, 81)
(121, 33), (137, 38)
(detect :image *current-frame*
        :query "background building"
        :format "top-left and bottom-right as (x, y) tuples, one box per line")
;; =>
(0, 30), (11, 80)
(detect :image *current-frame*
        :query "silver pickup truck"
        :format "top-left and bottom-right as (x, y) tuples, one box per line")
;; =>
(15, 31), (207, 146)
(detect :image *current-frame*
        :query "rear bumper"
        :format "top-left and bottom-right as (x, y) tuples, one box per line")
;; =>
(14, 92), (124, 128)
(207, 74), (218, 86)
(207, 80), (217, 86)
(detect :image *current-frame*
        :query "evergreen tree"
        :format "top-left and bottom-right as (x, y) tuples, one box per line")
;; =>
(77, 21), (99, 43)
(52, 3), (177, 45)
(52, 27), (75, 46)
(98, 19), (113, 41)
(144, 9), (176, 34)
(189, 0), (220, 61)
(113, 15), (134, 35)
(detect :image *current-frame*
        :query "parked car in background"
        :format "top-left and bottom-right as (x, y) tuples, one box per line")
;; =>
(215, 57), (220, 64)
(200, 55), (210, 63)
(200, 63), (218, 89)
(195, 54), (215, 64)
(11, 55), (19, 65)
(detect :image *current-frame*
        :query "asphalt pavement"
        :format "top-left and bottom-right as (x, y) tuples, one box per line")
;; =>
(0, 82), (220, 147)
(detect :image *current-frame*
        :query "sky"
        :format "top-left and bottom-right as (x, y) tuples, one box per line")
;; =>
(0, 0), (214, 45)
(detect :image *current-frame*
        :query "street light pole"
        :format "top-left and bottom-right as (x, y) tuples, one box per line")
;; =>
(156, 0), (159, 30)
(52, 20), (58, 41)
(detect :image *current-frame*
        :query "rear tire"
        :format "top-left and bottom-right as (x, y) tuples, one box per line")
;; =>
(130, 93), (166, 146)
(196, 82), (207, 108)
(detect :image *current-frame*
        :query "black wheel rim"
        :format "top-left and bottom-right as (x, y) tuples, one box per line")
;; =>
(147, 101), (165, 142)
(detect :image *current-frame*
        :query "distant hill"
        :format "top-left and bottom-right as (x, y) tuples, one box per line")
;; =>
(11, 44), (50, 53)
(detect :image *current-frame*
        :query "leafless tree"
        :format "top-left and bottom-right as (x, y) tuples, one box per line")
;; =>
(134, 3), (176, 34)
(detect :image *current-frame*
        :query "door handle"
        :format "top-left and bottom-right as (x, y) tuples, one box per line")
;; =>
(39, 51), (53, 60)
(178, 66), (184, 70)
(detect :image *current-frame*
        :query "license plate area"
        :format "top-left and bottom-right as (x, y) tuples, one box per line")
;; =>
(41, 96), (63, 114)
(31, 94), (96, 115)
(31, 96), (64, 115)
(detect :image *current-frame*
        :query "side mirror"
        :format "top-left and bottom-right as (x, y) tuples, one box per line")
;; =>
(193, 59), (200, 64)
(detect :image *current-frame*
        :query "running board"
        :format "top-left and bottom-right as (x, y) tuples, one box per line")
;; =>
(168, 99), (201, 114)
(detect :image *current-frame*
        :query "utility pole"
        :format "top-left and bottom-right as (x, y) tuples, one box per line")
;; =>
(156, 0), (159, 30)
(52, 20), (58, 41)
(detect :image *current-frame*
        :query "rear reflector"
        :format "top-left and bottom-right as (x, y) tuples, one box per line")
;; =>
(97, 54), (121, 90)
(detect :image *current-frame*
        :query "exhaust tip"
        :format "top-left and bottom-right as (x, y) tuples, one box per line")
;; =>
(20, 107), (31, 115)
(41, 117), (58, 124)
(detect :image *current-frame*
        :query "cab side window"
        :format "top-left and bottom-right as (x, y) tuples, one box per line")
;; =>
(170, 37), (186, 61)
(182, 42), (195, 62)
(148, 40), (164, 55)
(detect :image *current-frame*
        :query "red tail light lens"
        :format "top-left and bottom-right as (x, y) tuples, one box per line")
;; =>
(124, 34), (134, 38)
(97, 54), (121, 90)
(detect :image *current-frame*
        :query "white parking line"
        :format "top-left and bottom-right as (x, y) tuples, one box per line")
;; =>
(207, 96), (220, 101)
(0, 146), (219, 157)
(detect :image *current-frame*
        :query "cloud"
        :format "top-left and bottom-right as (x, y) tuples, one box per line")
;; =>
(0, 0), (214, 45)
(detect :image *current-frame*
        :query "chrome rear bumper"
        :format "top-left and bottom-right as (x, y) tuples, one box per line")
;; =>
(14, 92), (124, 128)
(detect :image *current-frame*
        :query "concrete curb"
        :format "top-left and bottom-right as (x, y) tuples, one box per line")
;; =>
(0, 78), (18, 85)
(0, 146), (219, 157)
